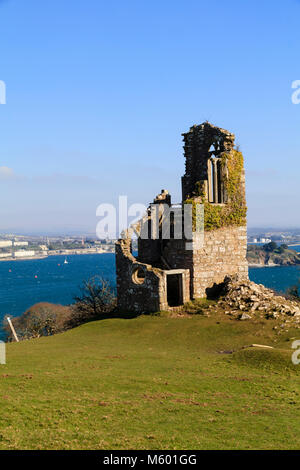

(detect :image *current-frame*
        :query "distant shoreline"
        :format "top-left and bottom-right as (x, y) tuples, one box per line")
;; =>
(0, 255), (48, 262)
(248, 263), (281, 268)
(0, 257), (294, 267)
(0, 243), (298, 263)
(0, 251), (114, 262)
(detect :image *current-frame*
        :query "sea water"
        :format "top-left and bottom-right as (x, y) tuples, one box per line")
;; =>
(0, 247), (299, 338)
(0, 254), (116, 334)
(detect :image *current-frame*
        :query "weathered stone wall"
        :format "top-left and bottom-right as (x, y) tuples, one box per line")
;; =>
(182, 122), (235, 200)
(116, 238), (164, 313)
(116, 236), (190, 313)
(162, 226), (248, 298)
(192, 225), (248, 297)
(137, 238), (162, 266)
(162, 238), (192, 272)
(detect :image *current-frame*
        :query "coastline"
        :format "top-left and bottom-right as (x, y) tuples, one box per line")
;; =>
(248, 263), (280, 268)
(1, 252), (297, 265)
(248, 262), (300, 268)
(248, 245), (300, 268)
(0, 250), (115, 262)
(0, 255), (48, 262)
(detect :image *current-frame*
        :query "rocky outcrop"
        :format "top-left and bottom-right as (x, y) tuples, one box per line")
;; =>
(218, 275), (300, 321)
(247, 245), (300, 266)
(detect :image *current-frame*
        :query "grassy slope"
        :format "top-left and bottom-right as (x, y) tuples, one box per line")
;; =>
(1, 313), (300, 450)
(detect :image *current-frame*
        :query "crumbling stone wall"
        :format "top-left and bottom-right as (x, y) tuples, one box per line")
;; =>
(192, 226), (248, 297)
(161, 226), (247, 298)
(116, 237), (163, 313)
(180, 122), (248, 296)
(182, 122), (235, 201)
(137, 189), (172, 266)
(116, 235), (190, 313)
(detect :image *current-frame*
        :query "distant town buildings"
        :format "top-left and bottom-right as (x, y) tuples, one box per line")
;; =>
(0, 240), (28, 248)
(0, 240), (12, 248)
(250, 237), (272, 244)
(0, 234), (116, 260)
(14, 250), (35, 258)
(14, 241), (28, 247)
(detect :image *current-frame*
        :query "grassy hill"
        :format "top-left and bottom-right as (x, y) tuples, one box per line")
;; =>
(1, 311), (300, 450)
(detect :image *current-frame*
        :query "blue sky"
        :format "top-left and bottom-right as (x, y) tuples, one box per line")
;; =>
(0, 0), (300, 234)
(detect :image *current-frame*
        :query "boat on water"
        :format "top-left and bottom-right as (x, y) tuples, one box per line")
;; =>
(64, 258), (68, 264)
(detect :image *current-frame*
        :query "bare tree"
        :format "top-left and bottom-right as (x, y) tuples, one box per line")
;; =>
(71, 276), (116, 326)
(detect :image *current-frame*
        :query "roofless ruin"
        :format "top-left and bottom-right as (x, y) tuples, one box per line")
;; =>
(116, 122), (248, 313)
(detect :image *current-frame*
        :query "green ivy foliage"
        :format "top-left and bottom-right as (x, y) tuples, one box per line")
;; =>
(185, 150), (247, 231)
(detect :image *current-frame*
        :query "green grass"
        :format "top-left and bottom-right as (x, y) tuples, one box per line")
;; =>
(1, 312), (300, 449)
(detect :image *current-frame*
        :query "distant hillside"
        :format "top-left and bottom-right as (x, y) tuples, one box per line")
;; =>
(247, 242), (300, 266)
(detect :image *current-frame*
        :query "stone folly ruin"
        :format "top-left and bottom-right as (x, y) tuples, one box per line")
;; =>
(115, 122), (248, 313)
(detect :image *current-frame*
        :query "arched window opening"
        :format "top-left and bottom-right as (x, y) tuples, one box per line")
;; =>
(132, 266), (146, 285)
(208, 157), (225, 204)
(217, 160), (222, 203)
(208, 158), (214, 202)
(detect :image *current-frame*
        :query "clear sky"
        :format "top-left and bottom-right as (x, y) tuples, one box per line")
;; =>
(0, 0), (300, 234)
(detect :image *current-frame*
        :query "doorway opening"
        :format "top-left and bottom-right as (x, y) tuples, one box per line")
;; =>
(167, 273), (183, 307)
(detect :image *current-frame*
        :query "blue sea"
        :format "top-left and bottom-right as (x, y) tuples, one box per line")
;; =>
(0, 254), (116, 338)
(0, 247), (299, 338)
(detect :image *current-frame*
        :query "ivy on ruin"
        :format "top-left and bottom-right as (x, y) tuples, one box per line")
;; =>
(185, 149), (247, 231)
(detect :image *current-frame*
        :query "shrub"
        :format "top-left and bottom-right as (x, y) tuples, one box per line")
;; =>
(3, 277), (116, 341)
(286, 280), (300, 300)
(280, 244), (289, 250)
(263, 241), (277, 252)
(69, 276), (116, 327)
(3, 303), (72, 341)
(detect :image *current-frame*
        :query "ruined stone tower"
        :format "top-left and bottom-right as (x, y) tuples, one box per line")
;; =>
(116, 122), (248, 313)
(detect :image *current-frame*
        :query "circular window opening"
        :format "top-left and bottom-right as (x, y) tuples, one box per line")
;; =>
(132, 266), (146, 285)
